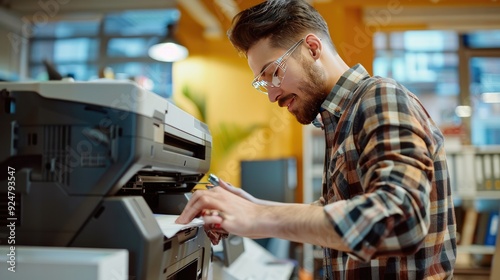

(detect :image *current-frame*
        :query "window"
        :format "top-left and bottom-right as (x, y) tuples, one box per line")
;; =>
(374, 30), (500, 146)
(29, 9), (180, 98)
(469, 57), (500, 145)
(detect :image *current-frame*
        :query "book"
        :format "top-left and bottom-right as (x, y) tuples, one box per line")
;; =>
(484, 211), (499, 246)
(460, 208), (479, 246)
(473, 212), (490, 245)
(456, 207), (479, 266)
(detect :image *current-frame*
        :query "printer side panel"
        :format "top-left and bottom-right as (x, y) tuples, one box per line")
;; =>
(0, 82), (214, 280)
(0, 90), (144, 246)
(71, 196), (164, 280)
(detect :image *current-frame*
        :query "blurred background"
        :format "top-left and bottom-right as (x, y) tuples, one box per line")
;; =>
(1, 0), (500, 279)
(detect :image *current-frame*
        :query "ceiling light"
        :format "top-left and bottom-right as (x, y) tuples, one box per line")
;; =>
(481, 92), (500, 103)
(149, 23), (188, 62)
(455, 105), (472, 118)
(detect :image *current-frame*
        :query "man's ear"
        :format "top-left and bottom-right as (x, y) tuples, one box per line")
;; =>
(305, 34), (322, 60)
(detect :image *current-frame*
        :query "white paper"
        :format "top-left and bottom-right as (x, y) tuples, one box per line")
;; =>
(154, 214), (204, 238)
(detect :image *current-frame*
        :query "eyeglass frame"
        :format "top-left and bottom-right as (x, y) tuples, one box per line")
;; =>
(251, 37), (305, 94)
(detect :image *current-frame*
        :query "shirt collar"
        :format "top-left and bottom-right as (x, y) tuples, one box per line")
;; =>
(320, 64), (371, 118)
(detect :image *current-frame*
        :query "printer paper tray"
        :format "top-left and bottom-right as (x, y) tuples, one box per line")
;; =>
(154, 214), (204, 238)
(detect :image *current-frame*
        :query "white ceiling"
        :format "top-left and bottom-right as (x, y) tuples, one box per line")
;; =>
(3, 0), (500, 39)
(364, 6), (500, 31)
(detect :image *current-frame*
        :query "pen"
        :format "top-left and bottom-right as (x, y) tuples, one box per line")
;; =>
(207, 174), (220, 189)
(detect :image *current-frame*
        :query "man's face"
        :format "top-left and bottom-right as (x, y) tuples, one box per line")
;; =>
(247, 38), (328, 124)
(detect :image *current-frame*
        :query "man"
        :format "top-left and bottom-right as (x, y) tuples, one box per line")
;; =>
(176, 0), (457, 278)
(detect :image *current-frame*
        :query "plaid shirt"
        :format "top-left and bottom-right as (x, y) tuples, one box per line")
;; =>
(318, 64), (456, 279)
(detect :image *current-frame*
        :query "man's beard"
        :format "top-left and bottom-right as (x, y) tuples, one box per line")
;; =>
(293, 60), (328, 125)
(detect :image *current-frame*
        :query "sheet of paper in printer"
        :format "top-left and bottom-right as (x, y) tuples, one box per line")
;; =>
(154, 214), (204, 238)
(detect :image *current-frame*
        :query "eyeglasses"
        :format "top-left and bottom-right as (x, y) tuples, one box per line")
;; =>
(251, 38), (305, 94)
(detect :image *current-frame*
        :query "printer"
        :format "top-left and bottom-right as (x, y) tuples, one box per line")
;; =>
(0, 81), (212, 280)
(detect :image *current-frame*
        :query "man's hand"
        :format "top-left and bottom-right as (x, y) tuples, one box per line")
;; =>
(175, 179), (267, 239)
(175, 178), (347, 251)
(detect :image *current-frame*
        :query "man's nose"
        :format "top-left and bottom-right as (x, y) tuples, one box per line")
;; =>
(267, 87), (281, 103)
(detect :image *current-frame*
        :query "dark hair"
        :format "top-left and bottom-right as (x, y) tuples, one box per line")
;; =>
(227, 0), (335, 56)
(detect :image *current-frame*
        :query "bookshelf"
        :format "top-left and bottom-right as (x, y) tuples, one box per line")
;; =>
(302, 124), (325, 205)
(302, 124), (325, 278)
(302, 124), (500, 278)
(447, 146), (500, 276)
(457, 245), (496, 255)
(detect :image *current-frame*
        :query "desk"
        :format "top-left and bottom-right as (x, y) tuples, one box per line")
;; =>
(211, 238), (295, 280)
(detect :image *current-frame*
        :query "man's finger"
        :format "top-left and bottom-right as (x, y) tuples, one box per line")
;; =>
(176, 190), (214, 223)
